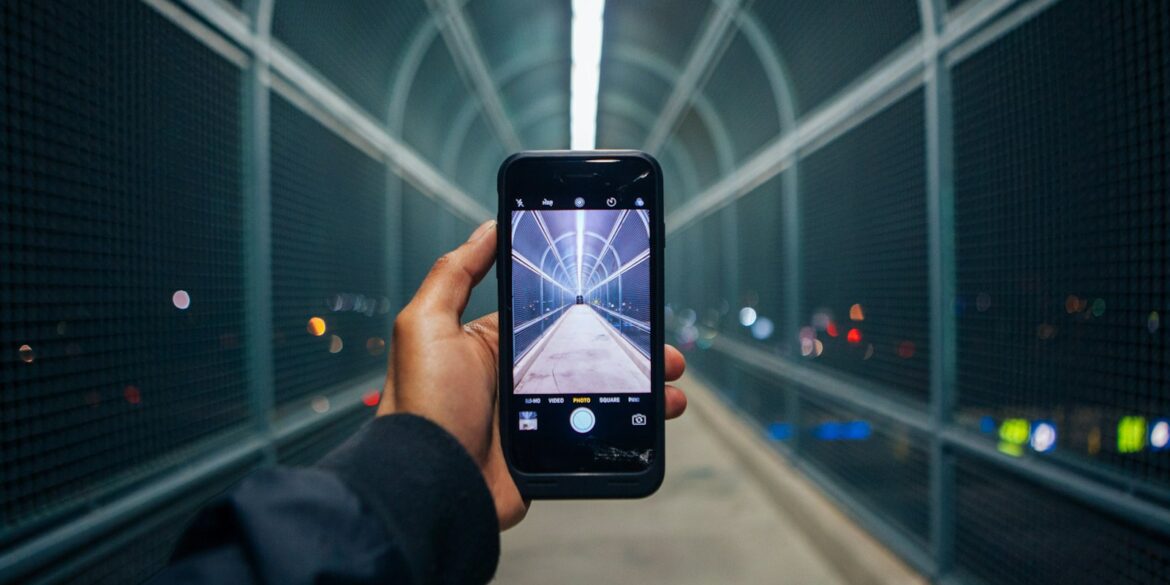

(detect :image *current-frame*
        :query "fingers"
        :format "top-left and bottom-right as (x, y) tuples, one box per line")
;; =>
(665, 344), (686, 381)
(410, 220), (497, 318)
(665, 385), (687, 419)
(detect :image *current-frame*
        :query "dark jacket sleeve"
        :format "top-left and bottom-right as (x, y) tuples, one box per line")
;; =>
(150, 414), (500, 585)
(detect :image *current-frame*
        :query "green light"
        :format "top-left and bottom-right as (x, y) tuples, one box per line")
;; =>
(999, 418), (1030, 445)
(1118, 417), (1147, 453)
(997, 441), (1024, 457)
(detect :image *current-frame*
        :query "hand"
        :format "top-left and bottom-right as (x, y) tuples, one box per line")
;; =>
(378, 219), (688, 530)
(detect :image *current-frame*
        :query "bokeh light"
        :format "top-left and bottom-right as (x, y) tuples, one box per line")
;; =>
(826, 321), (839, 337)
(1149, 420), (1169, 451)
(366, 337), (386, 356)
(123, 385), (142, 405)
(897, 341), (915, 359)
(18, 344), (35, 364)
(976, 292), (991, 312)
(307, 317), (327, 336)
(849, 304), (864, 321)
(1148, 311), (1160, 334)
(738, 307), (757, 327)
(328, 335), (343, 353)
(1117, 416), (1146, 453)
(311, 396), (331, 414)
(846, 328), (862, 344)
(362, 390), (381, 407)
(1030, 420), (1056, 453)
(172, 290), (191, 310)
(751, 317), (774, 340)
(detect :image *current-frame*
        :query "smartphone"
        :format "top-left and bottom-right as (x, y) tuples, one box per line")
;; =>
(497, 151), (665, 499)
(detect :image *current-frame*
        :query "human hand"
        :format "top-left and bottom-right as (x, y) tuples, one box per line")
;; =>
(378, 219), (688, 530)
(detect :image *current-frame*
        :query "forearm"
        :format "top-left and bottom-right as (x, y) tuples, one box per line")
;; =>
(151, 414), (499, 585)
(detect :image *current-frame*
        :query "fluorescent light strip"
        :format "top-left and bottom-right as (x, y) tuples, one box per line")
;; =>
(570, 0), (605, 150)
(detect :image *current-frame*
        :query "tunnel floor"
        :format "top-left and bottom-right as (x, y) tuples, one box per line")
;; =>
(497, 375), (848, 584)
(515, 305), (650, 394)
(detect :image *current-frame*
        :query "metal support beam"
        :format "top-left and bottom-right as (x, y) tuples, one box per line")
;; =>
(921, 0), (956, 579)
(426, 0), (523, 152)
(642, 0), (742, 154)
(243, 0), (276, 464)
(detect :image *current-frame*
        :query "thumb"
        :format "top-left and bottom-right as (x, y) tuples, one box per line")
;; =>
(410, 220), (497, 319)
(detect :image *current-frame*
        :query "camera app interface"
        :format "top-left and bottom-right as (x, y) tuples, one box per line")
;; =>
(509, 197), (654, 473)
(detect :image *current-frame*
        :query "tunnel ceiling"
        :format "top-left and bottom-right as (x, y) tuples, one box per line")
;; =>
(264, 0), (935, 207)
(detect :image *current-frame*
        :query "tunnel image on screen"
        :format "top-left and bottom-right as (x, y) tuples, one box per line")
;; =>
(511, 208), (651, 394)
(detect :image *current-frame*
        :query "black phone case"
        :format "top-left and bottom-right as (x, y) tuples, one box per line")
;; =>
(496, 150), (666, 499)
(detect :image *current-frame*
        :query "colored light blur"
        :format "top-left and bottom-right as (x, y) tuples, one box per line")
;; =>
(1117, 416), (1147, 453)
(172, 290), (191, 310)
(1036, 323), (1056, 340)
(976, 292), (991, 312)
(1149, 311), (1160, 334)
(997, 418), (1029, 458)
(311, 396), (331, 414)
(307, 317), (326, 336)
(767, 422), (793, 441)
(846, 328), (862, 344)
(18, 344), (34, 363)
(362, 390), (381, 407)
(328, 335), (343, 353)
(1090, 298), (1106, 317)
(812, 420), (871, 441)
(1064, 295), (1083, 314)
(826, 321), (839, 337)
(750, 317), (774, 340)
(979, 416), (996, 434)
(1149, 419), (1169, 451)
(1030, 420), (1056, 453)
(862, 343), (874, 360)
(366, 337), (386, 356)
(849, 303), (864, 321)
(123, 385), (142, 405)
(897, 341), (915, 359)
(739, 307), (757, 327)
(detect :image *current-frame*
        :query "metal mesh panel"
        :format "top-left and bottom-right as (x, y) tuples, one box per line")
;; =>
(403, 41), (478, 168)
(752, 0), (920, 115)
(953, 0), (1170, 489)
(0, 0), (248, 537)
(277, 406), (377, 466)
(700, 31), (783, 161)
(728, 174), (787, 349)
(730, 363), (792, 438)
(799, 398), (930, 545)
(799, 91), (929, 403)
(271, 0), (432, 117)
(954, 456), (1170, 585)
(270, 94), (389, 408)
(672, 107), (723, 196)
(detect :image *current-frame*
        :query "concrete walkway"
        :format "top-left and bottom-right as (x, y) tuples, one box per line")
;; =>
(496, 380), (848, 585)
(515, 305), (650, 395)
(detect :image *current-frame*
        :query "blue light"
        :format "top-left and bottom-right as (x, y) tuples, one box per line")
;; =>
(841, 420), (871, 440)
(980, 416), (996, 434)
(767, 422), (793, 441)
(811, 420), (871, 441)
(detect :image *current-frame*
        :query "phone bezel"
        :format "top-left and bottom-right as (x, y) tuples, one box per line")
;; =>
(496, 150), (666, 499)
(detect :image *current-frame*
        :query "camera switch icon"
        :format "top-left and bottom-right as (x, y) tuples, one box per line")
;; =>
(631, 413), (647, 426)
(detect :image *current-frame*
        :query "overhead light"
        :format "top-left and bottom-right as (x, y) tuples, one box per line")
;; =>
(576, 210), (585, 293)
(571, 0), (605, 150)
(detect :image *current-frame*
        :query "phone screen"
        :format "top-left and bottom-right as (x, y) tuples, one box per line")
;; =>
(502, 156), (658, 474)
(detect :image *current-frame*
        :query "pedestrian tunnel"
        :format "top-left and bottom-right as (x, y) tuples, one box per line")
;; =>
(510, 209), (651, 394)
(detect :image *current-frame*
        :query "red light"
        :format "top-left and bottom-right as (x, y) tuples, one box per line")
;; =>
(846, 328), (862, 344)
(826, 322), (839, 337)
(362, 390), (381, 407)
(897, 341), (916, 359)
(124, 385), (142, 405)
